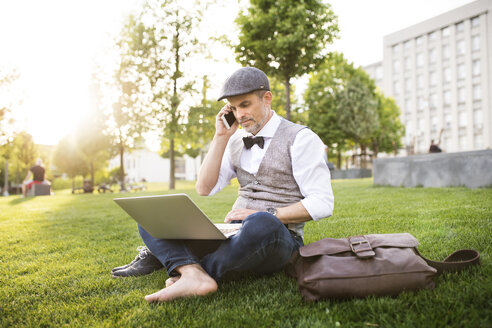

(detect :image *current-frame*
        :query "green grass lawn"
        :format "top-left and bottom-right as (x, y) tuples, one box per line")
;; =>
(1, 179), (491, 327)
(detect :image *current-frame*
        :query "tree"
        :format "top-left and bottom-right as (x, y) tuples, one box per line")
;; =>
(371, 92), (405, 157)
(305, 53), (356, 168)
(9, 132), (39, 185)
(336, 72), (379, 168)
(117, 0), (206, 189)
(235, 0), (339, 120)
(52, 135), (89, 189)
(176, 76), (219, 158)
(0, 67), (19, 195)
(110, 15), (153, 191)
(75, 74), (111, 187)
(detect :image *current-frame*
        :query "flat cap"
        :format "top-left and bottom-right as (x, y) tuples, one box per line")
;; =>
(217, 67), (270, 101)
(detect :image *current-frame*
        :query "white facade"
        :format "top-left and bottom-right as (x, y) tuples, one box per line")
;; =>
(368, 0), (491, 154)
(108, 149), (202, 183)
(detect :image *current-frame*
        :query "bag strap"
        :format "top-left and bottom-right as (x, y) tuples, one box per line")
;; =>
(416, 249), (481, 275)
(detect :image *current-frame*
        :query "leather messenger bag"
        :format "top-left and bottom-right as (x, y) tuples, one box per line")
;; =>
(286, 233), (480, 301)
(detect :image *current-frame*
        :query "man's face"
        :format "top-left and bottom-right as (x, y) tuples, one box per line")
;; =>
(227, 91), (272, 135)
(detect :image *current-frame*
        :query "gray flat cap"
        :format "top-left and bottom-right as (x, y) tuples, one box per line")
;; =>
(217, 67), (270, 101)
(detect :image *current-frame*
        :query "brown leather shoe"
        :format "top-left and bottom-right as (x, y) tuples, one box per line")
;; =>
(112, 246), (164, 278)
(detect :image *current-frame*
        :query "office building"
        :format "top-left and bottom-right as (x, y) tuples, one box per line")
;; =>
(372, 0), (491, 154)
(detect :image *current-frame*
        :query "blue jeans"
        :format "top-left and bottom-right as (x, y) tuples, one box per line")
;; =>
(138, 212), (304, 281)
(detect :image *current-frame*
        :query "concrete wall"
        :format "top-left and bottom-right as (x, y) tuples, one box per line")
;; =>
(373, 150), (492, 188)
(331, 169), (372, 180)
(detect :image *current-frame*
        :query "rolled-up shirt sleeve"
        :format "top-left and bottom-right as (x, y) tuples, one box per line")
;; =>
(207, 140), (237, 196)
(291, 129), (334, 220)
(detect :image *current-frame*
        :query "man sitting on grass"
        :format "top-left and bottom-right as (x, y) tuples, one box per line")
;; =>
(112, 67), (334, 302)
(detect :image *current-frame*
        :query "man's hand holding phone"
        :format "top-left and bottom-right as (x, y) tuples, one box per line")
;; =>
(216, 105), (238, 136)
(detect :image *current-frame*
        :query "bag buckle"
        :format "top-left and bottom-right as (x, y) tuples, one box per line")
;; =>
(349, 236), (375, 259)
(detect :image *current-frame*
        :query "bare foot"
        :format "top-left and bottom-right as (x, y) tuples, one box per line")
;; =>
(145, 264), (217, 302)
(165, 276), (180, 287)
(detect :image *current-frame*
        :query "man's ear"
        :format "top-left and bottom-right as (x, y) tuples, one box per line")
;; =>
(263, 91), (273, 106)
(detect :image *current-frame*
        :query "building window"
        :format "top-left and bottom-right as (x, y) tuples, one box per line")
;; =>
(443, 67), (451, 83)
(442, 44), (450, 59)
(375, 66), (383, 80)
(472, 60), (480, 76)
(429, 93), (437, 108)
(459, 135), (467, 150)
(474, 109), (483, 129)
(456, 21), (464, 33)
(403, 56), (411, 71)
(471, 16), (480, 28)
(430, 115), (438, 132)
(458, 87), (466, 103)
(458, 111), (467, 128)
(405, 98), (412, 112)
(473, 84), (481, 101)
(472, 35), (480, 52)
(443, 90), (451, 106)
(457, 63), (465, 80)
(416, 53), (424, 67)
(393, 80), (400, 95)
(416, 36), (423, 46)
(428, 48), (436, 63)
(428, 31), (437, 41)
(441, 26), (450, 37)
(429, 71), (437, 86)
(456, 40), (465, 56)
(393, 59), (400, 74)
(474, 134), (483, 149)
(416, 74), (424, 90)
(403, 40), (411, 51)
(444, 113), (452, 129)
(405, 78), (412, 93)
(392, 44), (400, 55)
(417, 96), (425, 111)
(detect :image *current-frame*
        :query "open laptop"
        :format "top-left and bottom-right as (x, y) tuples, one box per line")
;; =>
(113, 194), (241, 240)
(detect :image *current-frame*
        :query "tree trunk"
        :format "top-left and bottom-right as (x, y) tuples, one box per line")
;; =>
(284, 77), (291, 121)
(361, 144), (367, 169)
(119, 143), (126, 191)
(90, 161), (94, 188)
(169, 138), (175, 190)
(372, 140), (379, 159)
(3, 159), (9, 196)
(337, 149), (342, 169)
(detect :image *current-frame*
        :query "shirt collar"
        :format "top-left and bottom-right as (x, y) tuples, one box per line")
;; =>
(245, 111), (281, 138)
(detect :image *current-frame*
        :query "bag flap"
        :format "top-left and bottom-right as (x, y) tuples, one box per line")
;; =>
(299, 233), (419, 257)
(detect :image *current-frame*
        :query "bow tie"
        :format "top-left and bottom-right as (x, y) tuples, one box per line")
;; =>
(243, 136), (265, 149)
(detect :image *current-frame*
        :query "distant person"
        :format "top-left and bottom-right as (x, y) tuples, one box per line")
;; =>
(22, 158), (51, 197)
(83, 179), (94, 193)
(429, 139), (442, 153)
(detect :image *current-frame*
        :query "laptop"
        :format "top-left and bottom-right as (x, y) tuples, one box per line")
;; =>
(113, 193), (242, 240)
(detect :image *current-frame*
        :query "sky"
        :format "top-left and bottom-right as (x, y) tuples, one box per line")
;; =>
(0, 0), (476, 147)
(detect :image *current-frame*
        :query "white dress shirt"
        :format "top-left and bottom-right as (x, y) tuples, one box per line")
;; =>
(209, 112), (334, 221)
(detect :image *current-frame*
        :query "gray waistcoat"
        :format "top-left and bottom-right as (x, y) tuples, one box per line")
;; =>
(230, 119), (308, 237)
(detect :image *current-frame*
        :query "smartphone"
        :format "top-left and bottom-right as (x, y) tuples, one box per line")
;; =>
(221, 111), (236, 129)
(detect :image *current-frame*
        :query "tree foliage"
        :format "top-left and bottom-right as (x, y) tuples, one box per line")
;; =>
(114, 0), (207, 189)
(235, 0), (339, 120)
(110, 15), (154, 190)
(371, 93), (405, 157)
(305, 53), (356, 167)
(305, 53), (404, 168)
(75, 75), (111, 186)
(52, 135), (89, 188)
